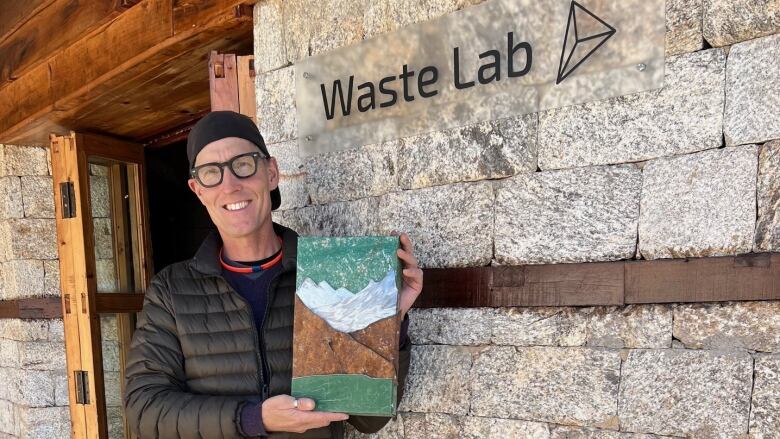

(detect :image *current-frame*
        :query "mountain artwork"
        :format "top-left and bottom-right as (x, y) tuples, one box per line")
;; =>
(291, 236), (402, 416)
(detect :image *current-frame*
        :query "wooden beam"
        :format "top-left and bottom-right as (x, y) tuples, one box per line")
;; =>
(0, 254), (779, 318)
(48, 0), (175, 111)
(61, 25), (250, 140)
(50, 133), (89, 438)
(141, 110), (209, 148)
(209, 51), (257, 121)
(0, 0), (254, 144)
(491, 262), (624, 306)
(237, 55), (257, 122)
(95, 293), (145, 313)
(209, 51), (240, 112)
(0, 0), (136, 88)
(173, 0), (254, 35)
(0, 297), (63, 319)
(0, 0), (56, 44)
(77, 132), (145, 164)
(418, 253), (780, 308)
(414, 267), (492, 308)
(0, 61), (52, 142)
(0, 0), (172, 141)
(625, 252), (780, 303)
(418, 262), (624, 308)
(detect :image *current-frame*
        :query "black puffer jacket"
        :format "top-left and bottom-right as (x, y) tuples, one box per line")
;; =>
(124, 223), (411, 438)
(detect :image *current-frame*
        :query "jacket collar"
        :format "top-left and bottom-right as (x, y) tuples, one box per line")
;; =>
(188, 222), (298, 276)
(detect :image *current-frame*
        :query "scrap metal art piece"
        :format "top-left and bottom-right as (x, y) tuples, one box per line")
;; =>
(291, 236), (402, 416)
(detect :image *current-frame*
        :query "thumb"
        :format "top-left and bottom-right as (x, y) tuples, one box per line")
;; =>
(296, 398), (316, 411)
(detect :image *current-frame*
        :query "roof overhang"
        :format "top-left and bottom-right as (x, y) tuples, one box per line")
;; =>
(0, 0), (255, 145)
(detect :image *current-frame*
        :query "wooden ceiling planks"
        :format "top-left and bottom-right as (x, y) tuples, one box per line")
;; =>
(48, 0), (174, 108)
(0, 0), (255, 145)
(0, 0), (138, 87)
(67, 24), (252, 140)
(173, 0), (253, 34)
(0, 0), (57, 43)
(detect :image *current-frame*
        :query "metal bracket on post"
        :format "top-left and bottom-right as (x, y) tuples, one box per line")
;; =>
(59, 181), (76, 218)
(74, 370), (90, 404)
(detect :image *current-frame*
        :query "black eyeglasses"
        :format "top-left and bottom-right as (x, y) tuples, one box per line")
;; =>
(190, 151), (268, 188)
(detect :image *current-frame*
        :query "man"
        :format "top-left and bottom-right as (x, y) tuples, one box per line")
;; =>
(124, 111), (422, 438)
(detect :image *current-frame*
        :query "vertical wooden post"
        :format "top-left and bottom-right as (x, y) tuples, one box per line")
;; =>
(50, 133), (91, 439)
(208, 51), (240, 113)
(209, 51), (256, 122)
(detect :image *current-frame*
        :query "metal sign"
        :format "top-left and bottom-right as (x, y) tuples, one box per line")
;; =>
(295, 0), (665, 156)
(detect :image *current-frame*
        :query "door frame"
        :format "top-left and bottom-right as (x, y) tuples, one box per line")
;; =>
(51, 132), (151, 439)
(52, 50), (255, 439)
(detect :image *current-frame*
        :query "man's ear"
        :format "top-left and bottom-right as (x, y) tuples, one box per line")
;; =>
(266, 157), (280, 190)
(187, 178), (205, 204)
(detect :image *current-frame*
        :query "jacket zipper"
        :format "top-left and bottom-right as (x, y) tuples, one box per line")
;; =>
(258, 270), (284, 400)
(216, 267), (287, 400)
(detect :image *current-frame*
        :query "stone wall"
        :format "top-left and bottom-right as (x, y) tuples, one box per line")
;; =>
(0, 0), (777, 437)
(255, 0), (780, 437)
(0, 148), (127, 438)
(0, 145), (69, 438)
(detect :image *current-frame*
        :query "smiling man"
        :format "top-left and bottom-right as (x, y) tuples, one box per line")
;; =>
(123, 111), (422, 438)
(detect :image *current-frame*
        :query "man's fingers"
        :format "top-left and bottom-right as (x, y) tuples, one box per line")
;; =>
(296, 411), (349, 429)
(403, 267), (423, 284)
(308, 412), (349, 423)
(397, 248), (418, 268)
(399, 233), (414, 253)
(295, 398), (316, 411)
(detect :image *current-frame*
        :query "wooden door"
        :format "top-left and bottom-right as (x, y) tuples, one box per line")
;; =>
(51, 132), (151, 439)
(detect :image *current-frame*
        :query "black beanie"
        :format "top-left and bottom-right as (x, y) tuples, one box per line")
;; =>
(187, 111), (281, 210)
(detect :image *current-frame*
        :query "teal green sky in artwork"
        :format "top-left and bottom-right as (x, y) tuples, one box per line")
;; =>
(292, 374), (396, 416)
(296, 236), (401, 293)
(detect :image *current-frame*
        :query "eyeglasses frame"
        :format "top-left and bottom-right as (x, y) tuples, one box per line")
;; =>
(190, 151), (269, 188)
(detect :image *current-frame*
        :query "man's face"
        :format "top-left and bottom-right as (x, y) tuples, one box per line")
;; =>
(187, 137), (279, 240)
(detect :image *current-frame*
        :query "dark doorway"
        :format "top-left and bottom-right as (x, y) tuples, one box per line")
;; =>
(145, 141), (215, 274)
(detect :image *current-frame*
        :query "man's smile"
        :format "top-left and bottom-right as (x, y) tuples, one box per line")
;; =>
(223, 200), (251, 211)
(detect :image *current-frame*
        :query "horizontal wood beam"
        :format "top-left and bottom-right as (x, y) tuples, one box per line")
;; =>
(625, 252), (780, 303)
(0, 297), (63, 319)
(95, 293), (145, 313)
(0, 0), (136, 88)
(4, 253), (778, 319)
(173, 0), (253, 35)
(0, 0), (56, 44)
(0, 0), (254, 145)
(140, 110), (209, 148)
(0, 293), (144, 319)
(417, 252), (780, 308)
(415, 267), (492, 308)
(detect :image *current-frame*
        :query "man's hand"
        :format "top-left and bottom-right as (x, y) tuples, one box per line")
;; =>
(395, 232), (423, 318)
(262, 395), (348, 434)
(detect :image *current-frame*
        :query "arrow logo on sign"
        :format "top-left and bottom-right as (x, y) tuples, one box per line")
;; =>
(556, 1), (617, 84)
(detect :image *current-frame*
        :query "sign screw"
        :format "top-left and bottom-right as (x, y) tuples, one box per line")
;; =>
(636, 63), (647, 72)
(303, 72), (313, 79)
(306, 136), (313, 142)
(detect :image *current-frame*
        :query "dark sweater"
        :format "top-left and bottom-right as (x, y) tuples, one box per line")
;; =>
(222, 248), (284, 437)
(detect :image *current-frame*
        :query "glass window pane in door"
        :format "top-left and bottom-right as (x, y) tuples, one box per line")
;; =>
(101, 313), (136, 439)
(88, 161), (143, 293)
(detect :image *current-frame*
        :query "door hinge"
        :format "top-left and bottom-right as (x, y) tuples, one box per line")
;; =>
(74, 370), (90, 404)
(60, 182), (76, 219)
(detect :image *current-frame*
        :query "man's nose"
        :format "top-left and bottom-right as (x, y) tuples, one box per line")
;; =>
(220, 167), (242, 192)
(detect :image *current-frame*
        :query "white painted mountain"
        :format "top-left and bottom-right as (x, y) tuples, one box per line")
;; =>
(296, 269), (398, 333)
